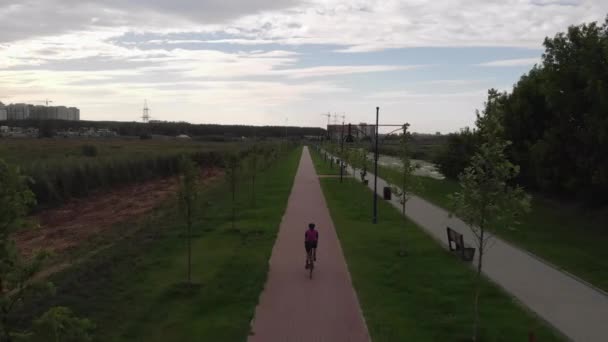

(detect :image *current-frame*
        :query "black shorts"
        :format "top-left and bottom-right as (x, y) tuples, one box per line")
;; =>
(305, 241), (318, 252)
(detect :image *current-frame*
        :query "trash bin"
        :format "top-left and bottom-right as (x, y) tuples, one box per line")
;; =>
(383, 186), (392, 200)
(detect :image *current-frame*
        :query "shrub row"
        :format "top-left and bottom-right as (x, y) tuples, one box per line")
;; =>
(24, 151), (224, 208)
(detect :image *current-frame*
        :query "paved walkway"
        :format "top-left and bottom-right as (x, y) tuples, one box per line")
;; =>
(355, 166), (608, 342)
(249, 147), (370, 342)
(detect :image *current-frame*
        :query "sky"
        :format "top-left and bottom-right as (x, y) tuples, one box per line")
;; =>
(0, 1), (606, 133)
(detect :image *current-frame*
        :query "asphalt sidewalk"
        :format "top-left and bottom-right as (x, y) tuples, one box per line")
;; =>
(249, 147), (370, 342)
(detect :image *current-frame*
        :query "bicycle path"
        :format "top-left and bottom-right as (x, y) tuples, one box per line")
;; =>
(357, 166), (608, 342)
(248, 147), (370, 342)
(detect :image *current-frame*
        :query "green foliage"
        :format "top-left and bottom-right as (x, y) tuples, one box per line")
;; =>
(389, 124), (422, 216)
(8, 119), (324, 139)
(434, 127), (479, 180)
(443, 17), (608, 204)
(356, 149), (369, 183)
(0, 140), (234, 208)
(178, 157), (199, 212)
(13, 145), (301, 341)
(225, 153), (241, 229)
(367, 134), (447, 162)
(178, 156), (199, 284)
(347, 148), (367, 181)
(246, 145), (260, 207)
(80, 145), (98, 157)
(37, 121), (55, 139)
(0, 160), (54, 341)
(452, 92), (532, 239)
(308, 146), (339, 176)
(320, 177), (561, 341)
(18, 307), (94, 342)
(0, 160), (36, 236)
(450, 91), (531, 341)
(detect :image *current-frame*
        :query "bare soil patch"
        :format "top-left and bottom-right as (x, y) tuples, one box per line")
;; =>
(14, 168), (222, 258)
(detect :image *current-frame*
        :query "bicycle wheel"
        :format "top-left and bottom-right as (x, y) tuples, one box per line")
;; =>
(309, 257), (314, 279)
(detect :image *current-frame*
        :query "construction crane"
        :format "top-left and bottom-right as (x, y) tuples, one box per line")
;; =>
(321, 112), (331, 127)
(30, 99), (53, 106)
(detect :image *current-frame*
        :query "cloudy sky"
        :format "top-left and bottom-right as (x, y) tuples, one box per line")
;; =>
(0, 1), (606, 132)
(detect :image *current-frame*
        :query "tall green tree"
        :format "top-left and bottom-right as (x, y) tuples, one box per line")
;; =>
(178, 156), (198, 284)
(434, 127), (479, 180)
(450, 92), (531, 341)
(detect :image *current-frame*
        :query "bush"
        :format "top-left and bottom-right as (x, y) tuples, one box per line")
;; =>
(81, 145), (98, 157)
(23, 151), (224, 208)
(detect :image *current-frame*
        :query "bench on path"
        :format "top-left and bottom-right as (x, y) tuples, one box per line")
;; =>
(446, 227), (475, 262)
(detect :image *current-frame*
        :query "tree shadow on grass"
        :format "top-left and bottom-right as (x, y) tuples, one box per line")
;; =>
(161, 282), (204, 300)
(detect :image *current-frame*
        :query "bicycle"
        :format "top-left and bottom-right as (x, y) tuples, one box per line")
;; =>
(306, 248), (315, 279)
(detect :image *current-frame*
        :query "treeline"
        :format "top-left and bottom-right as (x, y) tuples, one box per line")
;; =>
(435, 16), (608, 204)
(2, 119), (325, 138)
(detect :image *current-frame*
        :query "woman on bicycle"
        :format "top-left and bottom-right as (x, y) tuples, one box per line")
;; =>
(305, 223), (319, 268)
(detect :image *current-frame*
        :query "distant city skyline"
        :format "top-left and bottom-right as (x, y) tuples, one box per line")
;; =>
(1, 1), (606, 132)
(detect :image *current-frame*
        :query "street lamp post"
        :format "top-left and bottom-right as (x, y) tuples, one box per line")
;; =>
(373, 107), (379, 224)
(340, 120), (345, 183)
(340, 110), (405, 224)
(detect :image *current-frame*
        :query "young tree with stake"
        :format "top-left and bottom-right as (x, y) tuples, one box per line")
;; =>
(388, 124), (421, 256)
(450, 91), (531, 341)
(178, 156), (198, 284)
(390, 124), (421, 216)
(248, 146), (259, 207)
(359, 149), (369, 184)
(225, 153), (240, 229)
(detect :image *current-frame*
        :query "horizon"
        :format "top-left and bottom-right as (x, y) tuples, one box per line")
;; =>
(1, 1), (606, 133)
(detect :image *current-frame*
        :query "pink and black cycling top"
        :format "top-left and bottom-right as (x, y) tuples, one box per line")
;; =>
(305, 229), (319, 242)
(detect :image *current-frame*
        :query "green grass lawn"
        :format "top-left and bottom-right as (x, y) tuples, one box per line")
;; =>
(378, 164), (608, 293)
(320, 177), (563, 341)
(17, 147), (302, 341)
(309, 147), (340, 175)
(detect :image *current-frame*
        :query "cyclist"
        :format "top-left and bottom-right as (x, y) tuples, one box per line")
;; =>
(305, 223), (319, 268)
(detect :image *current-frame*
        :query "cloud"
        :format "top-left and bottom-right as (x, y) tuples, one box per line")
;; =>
(231, 0), (608, 51)
(1, 0), (606, 129)
(2, 0), (606, 48)
(0, 0), (302, 43)
(274, 65), (425, 79)
(420, 79), (488, 86)
(478, 57), (541, 67)
(368, 90), (488, 100)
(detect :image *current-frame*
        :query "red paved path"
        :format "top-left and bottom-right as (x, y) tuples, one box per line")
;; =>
(249, 147), (370, 342)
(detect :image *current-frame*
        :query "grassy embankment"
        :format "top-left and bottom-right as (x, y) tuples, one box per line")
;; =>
(317, 173), (562, 341)
(309, 147), (340, 175)
(17, 146), (302, 341)
(377, 164), (608, 293)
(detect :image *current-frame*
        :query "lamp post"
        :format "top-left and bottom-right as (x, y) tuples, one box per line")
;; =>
(338, 107), (404, 224)
(340, 119), (345, 183)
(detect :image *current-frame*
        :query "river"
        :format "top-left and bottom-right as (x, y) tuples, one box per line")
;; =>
(366, 153), (445, 180)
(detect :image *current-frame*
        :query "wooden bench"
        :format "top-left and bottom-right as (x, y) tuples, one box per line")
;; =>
(446, 227), (475, 262)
